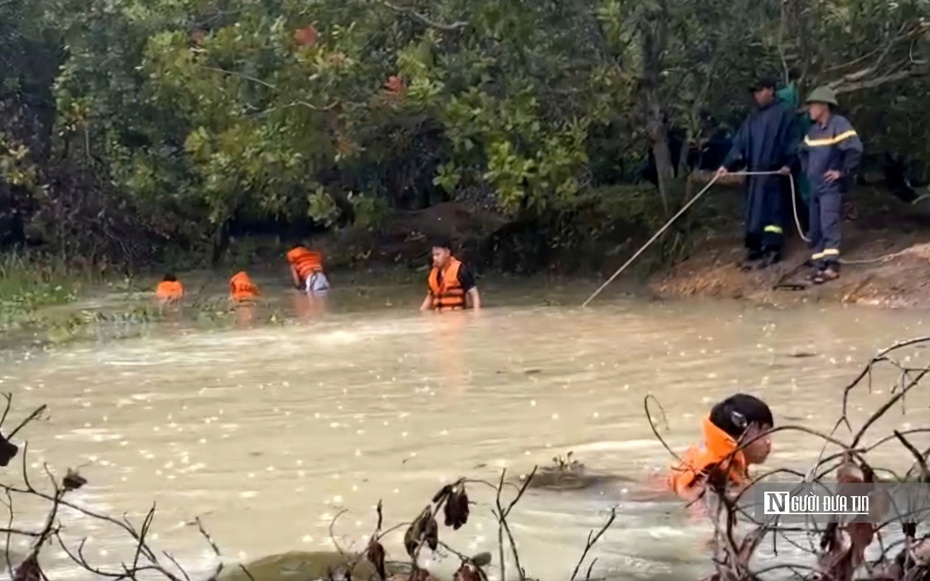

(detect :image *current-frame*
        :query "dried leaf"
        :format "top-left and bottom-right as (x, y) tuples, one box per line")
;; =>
(836, 456), (864, 484)
(817, 520), (868, 581)
(13, 554), (42, 581)
(405, 569), (434, 581)
(403, 521), (419, 558)
(404, 507), (435, 558)
(0, 434), (18, 467)
(443, 485), (470, 530)
(366, 539), (387, 580)
(63, 468), (87, 491)
(424, 516), (438, 551)
(453, 563), (481, 581)
(431, 484), (452, 504)
(848, 522), (875, 559)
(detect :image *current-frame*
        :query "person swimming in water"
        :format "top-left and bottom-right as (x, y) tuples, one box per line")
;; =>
(668, 393), (773, 504)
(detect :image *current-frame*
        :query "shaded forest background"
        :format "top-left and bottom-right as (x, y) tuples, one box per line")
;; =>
(1, 0), (928, 272)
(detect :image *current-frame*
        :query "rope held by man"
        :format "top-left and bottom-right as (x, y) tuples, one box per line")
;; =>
(582, 170), (777, 308)
(582, 170), (917, 307)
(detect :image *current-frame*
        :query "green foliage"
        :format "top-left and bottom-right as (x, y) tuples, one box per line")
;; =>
(0, 0), (927, 267)
(0, 252), (86, 329)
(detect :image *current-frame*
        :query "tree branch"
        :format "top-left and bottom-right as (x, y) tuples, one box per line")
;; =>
(833, 70), (923, 94)
(376, 0), (469, 32)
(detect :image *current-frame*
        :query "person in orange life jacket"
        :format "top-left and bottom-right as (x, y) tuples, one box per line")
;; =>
(668, 393), (773, 503)
(419, 238), (481, 312)
(155, 274), (184, 304)
(229, 271), (259, 303)
(286, 245), (331, 294)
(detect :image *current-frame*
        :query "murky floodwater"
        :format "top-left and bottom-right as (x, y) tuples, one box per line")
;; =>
(3, 278), (930, 580)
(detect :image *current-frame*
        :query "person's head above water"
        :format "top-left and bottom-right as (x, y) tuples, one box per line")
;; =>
(709, 393), (774, 465)
(431, 237), (454, 268)
(162, 274), (177, 282)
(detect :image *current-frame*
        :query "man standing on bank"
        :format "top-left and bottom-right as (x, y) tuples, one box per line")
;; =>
(717, 76), (799, 270)
(796, 86), (863, 285)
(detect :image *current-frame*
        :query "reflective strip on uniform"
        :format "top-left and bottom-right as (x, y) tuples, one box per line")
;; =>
(764, 225), (783, 234)
(803, 130), (858, 147)
(822, 249), (840, 256)
(811, 252), (824, 260)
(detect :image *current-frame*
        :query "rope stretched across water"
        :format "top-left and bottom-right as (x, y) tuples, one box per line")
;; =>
(581, 170), (911, 307)
(582, 170), (783, 308)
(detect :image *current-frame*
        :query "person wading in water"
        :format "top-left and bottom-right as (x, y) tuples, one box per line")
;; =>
(420, 238), (481, 312)
(286, 245), (330, 294)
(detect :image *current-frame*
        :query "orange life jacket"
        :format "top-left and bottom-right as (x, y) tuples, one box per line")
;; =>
(427, 258), (466, 311)
(155, 280), (184, 302)
(668, 415), (748, 498)
(229, 271), (259, 302)
(287, 247), (323, 283)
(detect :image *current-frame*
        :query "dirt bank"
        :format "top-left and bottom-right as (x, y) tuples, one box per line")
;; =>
(649, 188), (930, 308)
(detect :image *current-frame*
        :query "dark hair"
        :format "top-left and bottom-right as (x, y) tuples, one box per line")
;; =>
(162, 274), (177, 282)
(431, 237), (453, 251)
(709, 393), (773, 438)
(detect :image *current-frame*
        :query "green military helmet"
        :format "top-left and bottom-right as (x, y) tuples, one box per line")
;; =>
(806, 86), (838, 106)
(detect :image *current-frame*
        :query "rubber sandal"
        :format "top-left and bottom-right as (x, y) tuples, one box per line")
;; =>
(813, 269), (839, 285)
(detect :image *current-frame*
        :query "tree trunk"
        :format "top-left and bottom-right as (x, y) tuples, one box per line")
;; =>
(638, 0), (673, 212)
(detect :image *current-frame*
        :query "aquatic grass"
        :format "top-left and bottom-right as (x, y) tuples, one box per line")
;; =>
(0, 251), (103, 316)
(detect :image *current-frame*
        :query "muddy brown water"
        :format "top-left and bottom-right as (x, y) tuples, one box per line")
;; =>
(2, 276), (930, 580)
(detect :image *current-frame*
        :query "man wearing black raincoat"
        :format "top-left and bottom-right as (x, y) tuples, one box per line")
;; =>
(717, 77), (799, 269)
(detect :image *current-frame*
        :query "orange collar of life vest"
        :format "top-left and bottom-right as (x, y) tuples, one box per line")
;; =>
(230, 272), (258, 294)
(156, 280), (183, 298)
(428, 258), (462, 294)
(287, 247), (321, 263)
(700, 415), (744, 464)
(669, 415), (747, 494)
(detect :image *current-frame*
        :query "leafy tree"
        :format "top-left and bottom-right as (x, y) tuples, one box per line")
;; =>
(0, 0), (927, 266)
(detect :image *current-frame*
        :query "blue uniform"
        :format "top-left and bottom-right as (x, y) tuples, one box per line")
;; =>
(724, 101), (799, 254)
(798, 114), (862, 269)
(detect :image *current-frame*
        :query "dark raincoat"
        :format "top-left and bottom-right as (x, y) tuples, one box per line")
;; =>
(723, 101), (799, 252)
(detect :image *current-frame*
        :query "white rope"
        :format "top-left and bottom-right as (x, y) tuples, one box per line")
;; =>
(581, 170), (796, 307)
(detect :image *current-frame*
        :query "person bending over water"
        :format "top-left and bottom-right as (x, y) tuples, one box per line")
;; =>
(229, 271), (259, 303)
(155, 274), (184, 304)
(420, 238), (481, 312)
(287, 245), (330, 294)
(668, 393), (773, 504)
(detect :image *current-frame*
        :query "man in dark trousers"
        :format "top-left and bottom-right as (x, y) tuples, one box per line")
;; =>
(797, 86), (863, 285)
(717, 77), (799, 269)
